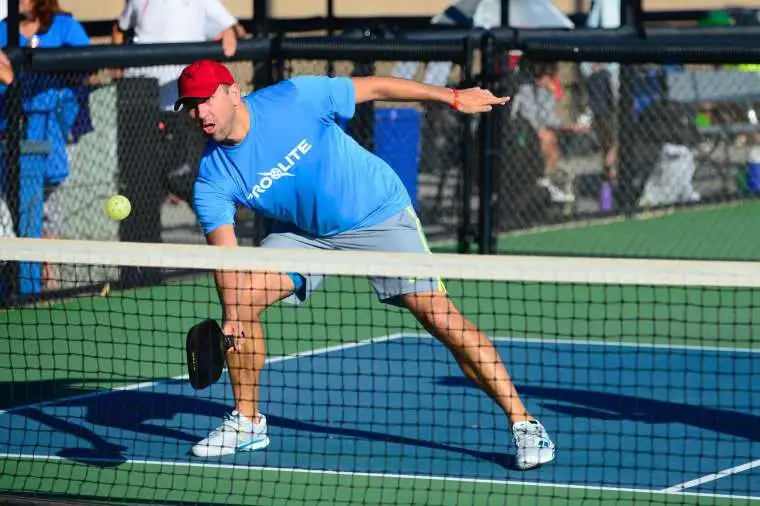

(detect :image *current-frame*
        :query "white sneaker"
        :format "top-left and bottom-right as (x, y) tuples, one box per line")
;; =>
(192, 411), (270, 457)
(512, 419), (556, 470)
(538, 177), (576, 203)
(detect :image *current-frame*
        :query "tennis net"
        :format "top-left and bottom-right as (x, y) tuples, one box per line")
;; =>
(1, 238), (759, 506)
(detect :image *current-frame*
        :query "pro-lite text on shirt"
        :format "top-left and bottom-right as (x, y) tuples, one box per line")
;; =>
(247, 139), (312, 199)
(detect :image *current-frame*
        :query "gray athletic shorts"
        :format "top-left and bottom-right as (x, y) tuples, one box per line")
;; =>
(260, 205), (446, 307)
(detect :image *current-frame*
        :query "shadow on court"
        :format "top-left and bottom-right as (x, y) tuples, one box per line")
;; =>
(9, 389), (517, 469)
(439, 376), (760, 442)
(0, 378), (147, 411)
(11, 373), (760, 473)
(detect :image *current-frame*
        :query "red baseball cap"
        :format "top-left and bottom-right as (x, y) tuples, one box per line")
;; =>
(174, 59), (235, 111)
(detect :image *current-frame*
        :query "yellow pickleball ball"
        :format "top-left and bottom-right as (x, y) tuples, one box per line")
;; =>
(105, 194), (131, 221)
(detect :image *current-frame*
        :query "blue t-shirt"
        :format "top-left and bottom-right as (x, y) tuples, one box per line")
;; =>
(0, 13), (90, 48)
(193, 76), (412, 237)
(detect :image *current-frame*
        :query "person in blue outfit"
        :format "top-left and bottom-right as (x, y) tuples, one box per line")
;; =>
(0, 0), (91, 289)
(177, 59), (556, 470)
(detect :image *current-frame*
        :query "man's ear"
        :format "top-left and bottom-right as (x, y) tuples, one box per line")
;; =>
(230, 83), (242, 105)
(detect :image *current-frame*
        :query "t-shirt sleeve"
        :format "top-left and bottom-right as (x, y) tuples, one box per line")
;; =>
(63, 16), (90, 46)
(117, 0), (137, 32)
(193, 178), (236, 235)
(203, 0), (237, 37)
(0, 21), (8, 47)
(290, 75), (356, 122)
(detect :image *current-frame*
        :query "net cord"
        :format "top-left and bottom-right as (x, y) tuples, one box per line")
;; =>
(2, 238), (759, 288)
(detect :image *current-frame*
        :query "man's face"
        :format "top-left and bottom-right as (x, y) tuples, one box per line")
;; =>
(185, 84), (239, 142)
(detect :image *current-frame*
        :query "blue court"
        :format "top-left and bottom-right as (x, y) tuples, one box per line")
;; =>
(1, 335), (758, 500)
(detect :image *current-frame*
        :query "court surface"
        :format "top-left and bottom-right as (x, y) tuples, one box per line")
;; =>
(1, 334), (759, 505)
(1, 202), (759, 505)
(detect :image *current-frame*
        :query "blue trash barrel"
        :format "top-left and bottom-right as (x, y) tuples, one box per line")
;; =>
(748, 147), (760, 194)
(373, 108), (422, 210)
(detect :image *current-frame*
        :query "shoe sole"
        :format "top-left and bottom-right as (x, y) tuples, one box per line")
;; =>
(192, 436), (271, 457)
(516, 450), (556, 471)
(237, 436), (270, 452)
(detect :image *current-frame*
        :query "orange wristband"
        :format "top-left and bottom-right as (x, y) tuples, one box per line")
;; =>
(450, 89), (460, 110)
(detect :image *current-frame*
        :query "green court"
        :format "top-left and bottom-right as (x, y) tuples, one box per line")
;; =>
(1, 201), (758, 506)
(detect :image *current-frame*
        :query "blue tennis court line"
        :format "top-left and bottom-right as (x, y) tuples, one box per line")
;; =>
(1, 334), (758, 502)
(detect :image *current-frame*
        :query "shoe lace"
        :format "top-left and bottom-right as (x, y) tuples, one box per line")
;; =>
(514, 422), (545, 443)
(209, 413), (242, 437)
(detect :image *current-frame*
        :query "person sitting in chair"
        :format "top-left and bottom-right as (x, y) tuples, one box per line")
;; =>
(510, 61), (590, 204)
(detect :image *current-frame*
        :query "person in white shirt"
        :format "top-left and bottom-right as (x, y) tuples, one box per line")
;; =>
(112, 0), (238, 111)
(112, 0), (240, 205)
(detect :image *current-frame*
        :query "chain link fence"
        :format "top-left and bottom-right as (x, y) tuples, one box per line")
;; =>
(490, 56), (760, 238)
(3, 33), (760, 299)
(0, 44), (473, 299)
(0, 60), (261, 295)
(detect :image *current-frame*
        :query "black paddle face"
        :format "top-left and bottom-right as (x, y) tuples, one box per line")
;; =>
(186, 319), (230, 390)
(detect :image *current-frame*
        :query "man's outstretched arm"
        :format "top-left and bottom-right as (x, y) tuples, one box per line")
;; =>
(351, 76), (509, 114)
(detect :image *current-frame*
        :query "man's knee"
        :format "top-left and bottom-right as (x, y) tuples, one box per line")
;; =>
(404, 292), (466, 333)
(246, 271), (295, 318)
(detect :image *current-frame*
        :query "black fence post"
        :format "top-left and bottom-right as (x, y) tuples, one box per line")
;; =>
(478, 32), (496, 255)
(458, 35), (476, 254)
(347, 28), (377, 153)
(250, 0), (274, 246)
(616, 64), (636, 213)
(2, 0), (23, 303)
(252, 0), (272, 90)
(117, 78), (163, 287)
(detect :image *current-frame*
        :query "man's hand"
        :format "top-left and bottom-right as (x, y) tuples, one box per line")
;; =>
(222, 319), (245, 352)
(215, 27), (238, 58)
(452, 87), (510, 114)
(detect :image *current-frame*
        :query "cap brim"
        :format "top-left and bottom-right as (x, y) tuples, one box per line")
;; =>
(173, 97), (190, 112)
(173, 95), (208, 112)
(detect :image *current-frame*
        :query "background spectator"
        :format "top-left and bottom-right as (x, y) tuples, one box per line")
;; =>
(0, 0), (92, 289)
(510, 60), (590, 204)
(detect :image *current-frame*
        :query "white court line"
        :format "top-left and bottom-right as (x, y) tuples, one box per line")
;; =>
(394, 332), (760, 354)
(662, 459), (760, 493)
(0, 454), (757, 502)
(0, 332), (407, 416)
(489, 335), (760, 354)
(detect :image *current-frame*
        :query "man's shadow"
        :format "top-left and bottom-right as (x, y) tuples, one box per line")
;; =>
(10, 386), (516, 470)
(439, 376), (760, 442)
